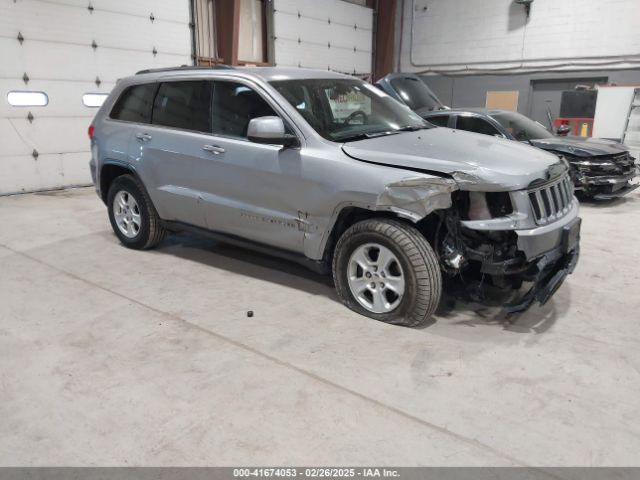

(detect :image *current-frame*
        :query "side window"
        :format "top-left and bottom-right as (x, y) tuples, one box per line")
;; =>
(152, 81), (212, 132)
(211, 81), (277, 139)
(110, 83), (158, 123)
(456, 115), (501, 136)
(272, 82), (323, 131)
(427, 115), (449, 127)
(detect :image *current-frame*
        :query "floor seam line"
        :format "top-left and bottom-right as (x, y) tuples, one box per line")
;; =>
(3, 242), (532, 468)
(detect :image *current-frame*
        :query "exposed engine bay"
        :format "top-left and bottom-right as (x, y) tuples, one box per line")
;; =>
(423, 187), (580, 313)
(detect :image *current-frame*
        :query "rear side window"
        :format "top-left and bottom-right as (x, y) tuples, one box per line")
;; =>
(110, 83), (158, 123)
(389, 76), (443, 112)
(152, 81), (212, 132)
(456, 115), (501, 136)
(211, 81), (277, 139)
(427, 115), (449, 127)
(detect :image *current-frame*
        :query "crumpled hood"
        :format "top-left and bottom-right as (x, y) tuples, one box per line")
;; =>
(529, 136), (628, 157)
(342, 128), (561, 191)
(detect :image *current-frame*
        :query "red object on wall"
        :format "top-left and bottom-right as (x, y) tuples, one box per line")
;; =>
(553, 117), (594, 137)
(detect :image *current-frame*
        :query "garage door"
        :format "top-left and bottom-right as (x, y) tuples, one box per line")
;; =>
(272, 0), (372, 76)
(0, 0), (192, 195)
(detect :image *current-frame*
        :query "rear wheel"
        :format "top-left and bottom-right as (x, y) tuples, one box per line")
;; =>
(333, 218), (442, 327)
(107, 175), (166, 249)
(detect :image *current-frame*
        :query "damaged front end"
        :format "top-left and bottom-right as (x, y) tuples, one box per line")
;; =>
(565, 151), (639, 200)
(377, 177), (458, 221)
(380, 170), (581, 313)
(439, 208), (581, 313)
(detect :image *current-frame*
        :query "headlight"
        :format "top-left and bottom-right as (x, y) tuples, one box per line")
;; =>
(570, 159), (615, 167)
(467, 192), (514, 220)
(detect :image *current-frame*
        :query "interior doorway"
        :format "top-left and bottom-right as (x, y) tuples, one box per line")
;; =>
(528, 77), (607, 128)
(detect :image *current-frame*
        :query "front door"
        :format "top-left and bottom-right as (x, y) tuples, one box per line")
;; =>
(196, 79), (306, 253)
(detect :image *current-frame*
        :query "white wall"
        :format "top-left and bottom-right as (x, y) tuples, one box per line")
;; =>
(0, 0), (192, 195)
(400, 0), (640, 74)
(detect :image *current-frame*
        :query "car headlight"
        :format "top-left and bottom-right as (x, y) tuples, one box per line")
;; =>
(570, 159), (615, 167)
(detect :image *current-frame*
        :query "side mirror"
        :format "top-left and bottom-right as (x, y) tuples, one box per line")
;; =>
(247, 116), (299, 147)
(556, 124), (571, 136)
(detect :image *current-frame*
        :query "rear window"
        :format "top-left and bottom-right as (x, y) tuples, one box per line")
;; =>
(110, 83), (158, 123)
(152, 81), (212, 132)
(456, 115), (501, 136)
(389, 76), (443, 113)
(426, 115), (449, 127)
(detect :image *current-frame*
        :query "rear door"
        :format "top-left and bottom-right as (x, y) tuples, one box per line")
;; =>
(133, 79), (213, 227)
(197, 79), (306, 253)
(102, 82), (158, 171)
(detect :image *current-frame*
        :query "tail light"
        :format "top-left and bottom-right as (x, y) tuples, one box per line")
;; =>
(88, 124), (95, 140)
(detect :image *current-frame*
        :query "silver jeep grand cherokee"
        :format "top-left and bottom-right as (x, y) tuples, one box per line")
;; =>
(89, 66), (581, 327)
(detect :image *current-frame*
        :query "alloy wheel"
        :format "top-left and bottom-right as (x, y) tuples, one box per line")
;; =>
(113, 190), (141, 239)
(347, 243), (405, 313)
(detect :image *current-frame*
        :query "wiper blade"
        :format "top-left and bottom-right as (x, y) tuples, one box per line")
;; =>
(337, 125), (428, 142)
(338, 130), (400, 142)
(396, 125), (429, 132)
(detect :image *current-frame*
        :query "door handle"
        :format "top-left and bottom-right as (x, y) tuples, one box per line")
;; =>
(203, 144), (225, 155)
(135, 133), (152, 142)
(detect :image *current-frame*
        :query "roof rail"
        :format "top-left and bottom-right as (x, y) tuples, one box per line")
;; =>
(135, 65), (234, 75)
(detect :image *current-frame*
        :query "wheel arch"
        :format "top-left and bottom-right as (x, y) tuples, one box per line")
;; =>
(320, 206), (415, 265)
(319, 200), (447, 265)
(99, 161), (147, 205)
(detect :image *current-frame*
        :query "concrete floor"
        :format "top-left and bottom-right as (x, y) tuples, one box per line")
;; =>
(1, 187), (640, 467)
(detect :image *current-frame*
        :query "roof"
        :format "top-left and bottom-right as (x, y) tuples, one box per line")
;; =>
(132, 65), (353, 83)
(422, 107), (509, 117)
(238, 66), (353, 81)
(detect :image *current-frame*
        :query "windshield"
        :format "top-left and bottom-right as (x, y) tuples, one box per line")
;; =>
(270, 79), (430, 142)
(389, 76), (443, 112)
(491, 111), (554, 141)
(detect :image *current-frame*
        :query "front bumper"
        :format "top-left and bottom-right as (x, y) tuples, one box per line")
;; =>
(513, 200), (579, 260)
(592, 182), (639, 200)
(456, 204), (581, 313)
(504, 244), (580, 314)
(573, 165), (639, 199)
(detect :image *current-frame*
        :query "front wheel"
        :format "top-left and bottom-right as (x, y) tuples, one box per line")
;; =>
(332, 218), (442, 327)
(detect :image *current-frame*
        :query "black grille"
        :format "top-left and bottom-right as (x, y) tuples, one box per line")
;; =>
(528, 175), (574, 224)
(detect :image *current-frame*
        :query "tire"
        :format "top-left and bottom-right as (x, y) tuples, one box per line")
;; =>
(107, 174), (166, 249)
(332, 218), (442, 327)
